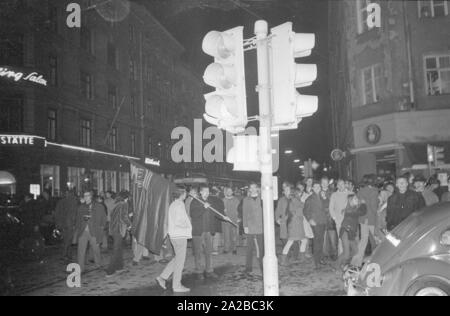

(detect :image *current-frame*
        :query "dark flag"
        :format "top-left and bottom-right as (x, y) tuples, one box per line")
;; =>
(130, 161), (174, 254)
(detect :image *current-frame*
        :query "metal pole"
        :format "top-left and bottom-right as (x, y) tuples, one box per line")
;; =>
(255, 20), (279, 296)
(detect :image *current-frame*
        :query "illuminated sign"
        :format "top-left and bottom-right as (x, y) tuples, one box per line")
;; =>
(145, 157), (161, 167)
(0, 135), (37, 145)
(0, 67), (47, 86)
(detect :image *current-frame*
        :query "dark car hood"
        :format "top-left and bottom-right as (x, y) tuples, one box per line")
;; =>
(368, 202), (450, 272)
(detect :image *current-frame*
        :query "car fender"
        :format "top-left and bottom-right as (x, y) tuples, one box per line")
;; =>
(386, 256), (450, 296)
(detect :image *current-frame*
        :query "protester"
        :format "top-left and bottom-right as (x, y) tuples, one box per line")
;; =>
(305, 177), (314, 194)
(190, 185), (222, 279)
(413, 175), (439, 206)
(275, 183), (292, 249)
(106, 191), (132, 277)
(210, 187), (225, 255)
(240, 182), (264, 274)
(345, 180), (355, 194)
(329, 179), (349, 255)
(321, 177), (337, 261)
(386, 175), (425, 232)
(335, 194), (367, 270)
(280, 185), (308, 265)
(303, 181), (327, 270)
(185, 187), (198, 218)
(376, 189), (392, 242)
(75, 191), (107, 272)
(156, 187), (192, 293)
(222, 186), (240, 255)
(352, 174), (379, 267)
(55, 190), (79, 261)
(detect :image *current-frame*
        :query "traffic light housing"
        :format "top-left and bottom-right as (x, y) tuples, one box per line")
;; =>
(269, 22), (318, 130)
(434, 146), (445, 167)
(202, 27), (248, 134)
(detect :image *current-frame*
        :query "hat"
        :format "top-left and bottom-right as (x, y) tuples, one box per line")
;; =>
(413, 175), (426, 183)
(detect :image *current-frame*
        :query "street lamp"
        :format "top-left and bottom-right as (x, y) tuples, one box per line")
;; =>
(284, 149), (293, 155)
(294, 159), (301, 163)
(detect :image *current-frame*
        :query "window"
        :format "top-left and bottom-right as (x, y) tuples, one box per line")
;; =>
(356, 0), (378, 34)
(80, 119), (92, 147)
(40, 165), (60, 197)
(425, 54), (450, 95)
(80, 71), (94, 99)
(129, 24), (135, 42)
(107, 42), (118, 69)
(81, 28), (94, 54)
(131, 132), (136, 156)
(108, 127), (118, 152)
(147, 100), (153, 119)
(0, 34), (24, 66)
(48, 6), (58, 33)
(0, 96), (23, 133)
(108, 84), (117, 108)
(129, 58), (137, 80)
(119, 172), (130, 191)
(148, 137), (153, 156)
(418, 0), (449, 18)
(47, 109), (57, 141)
(49, 56), (58, 86)
(361, 64), (382, 105)
(104, 170), (117, 192)
(130, 95), (137, 118)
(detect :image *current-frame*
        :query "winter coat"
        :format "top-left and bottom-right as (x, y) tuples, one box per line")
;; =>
(223, 196), (240, 223)
(275, 196), (290, 239)
(168, 199), (192, 240)
(190, 197), (223, 236)
(210, 195), (225, 234)
(286, 196), (305, 240)
(303, 193), (328, 226)
(241, 196), (263, 235)
(340, 204), (367, 240)
(75, 202), (107, 241)
(386, 190), (425, 232)
(109, 201), (132, 238)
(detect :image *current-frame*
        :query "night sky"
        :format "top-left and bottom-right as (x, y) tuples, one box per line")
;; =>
(139, 0), (332, 172)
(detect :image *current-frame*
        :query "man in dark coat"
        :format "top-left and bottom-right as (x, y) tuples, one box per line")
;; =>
(210, 187), (225, 255)
(55, 190), (79, 261)
(386, 176), (425, 232)
(303, 181), (328, 270)
(190, 184), (226, 279)
(75, 191), (107, 272)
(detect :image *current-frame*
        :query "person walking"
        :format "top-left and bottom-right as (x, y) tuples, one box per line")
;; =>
(303, 181), (328, 270)
(240, 182), (264, 274)
(55, 190), (79, 261)
(106, 191), (132, 277)
(386, 175), (426, 232)
(329, 179), (349, 255)
(223, 186), (240, 255)
(190, 185), (227, 280)
(156, 187), (192, 293)
(352, 175), (380, 267)
(75, 191), (107, 272)
(335, 195), (367, 270)
(280, 185), (308, 265)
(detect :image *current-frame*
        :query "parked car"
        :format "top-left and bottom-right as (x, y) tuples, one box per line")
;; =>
(346, 202), (450, 296)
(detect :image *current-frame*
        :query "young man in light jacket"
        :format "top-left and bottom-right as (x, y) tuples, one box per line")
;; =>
(157, 187), (192, 293)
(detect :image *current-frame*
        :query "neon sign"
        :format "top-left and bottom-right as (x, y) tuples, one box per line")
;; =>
(145, 157), (161, 167)
(0, 67), (47, 86)
(0, 135), (37, 145)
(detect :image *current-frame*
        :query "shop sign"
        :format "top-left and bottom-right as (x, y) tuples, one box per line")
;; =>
(30, 184), (40, 199)
(365, 124), (381, 145)
(145, 157), (161, 167)
(0, 67), (47, 86)
(0, 135), (43, 146)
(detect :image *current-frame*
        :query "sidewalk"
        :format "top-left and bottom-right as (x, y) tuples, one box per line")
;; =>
(22, 244), (345, 296)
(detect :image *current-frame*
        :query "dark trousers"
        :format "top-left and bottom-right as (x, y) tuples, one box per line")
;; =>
(107, 230), (124, 274)
(246, 234), (264, 271)
(312, 225), (326, 267)
(62, 227), (74, 259)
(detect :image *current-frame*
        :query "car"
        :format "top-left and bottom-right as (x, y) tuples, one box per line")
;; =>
(346, 202), (450, 296)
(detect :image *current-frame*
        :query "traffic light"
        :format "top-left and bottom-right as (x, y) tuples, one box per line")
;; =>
(202, 27), (248, 134)
(226, 135), (259, 171)
(434, 146), (445, 167)
(269, 22), (318, 130)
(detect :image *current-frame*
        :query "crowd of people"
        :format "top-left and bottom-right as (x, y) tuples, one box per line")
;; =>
(2, 170), (449, 294)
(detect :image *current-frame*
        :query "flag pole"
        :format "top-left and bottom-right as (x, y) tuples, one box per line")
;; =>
(189, 194), (239, 228)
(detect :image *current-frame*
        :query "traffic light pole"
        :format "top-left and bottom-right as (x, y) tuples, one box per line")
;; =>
(255, 20), (280, 296)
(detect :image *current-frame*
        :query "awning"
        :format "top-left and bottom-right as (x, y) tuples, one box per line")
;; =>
(0, 171), (16, 185)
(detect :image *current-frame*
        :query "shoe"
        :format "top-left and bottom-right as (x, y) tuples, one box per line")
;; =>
(305, 253), (312, 259)
(156, 276), (167, 290)
(142, 256), (151, 261)
(159, 258), (169, 264)
(173, 286), (191, 293)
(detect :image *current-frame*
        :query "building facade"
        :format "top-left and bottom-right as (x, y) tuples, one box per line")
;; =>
(329, 0), (450, 182)
(0, 0), (206, 197)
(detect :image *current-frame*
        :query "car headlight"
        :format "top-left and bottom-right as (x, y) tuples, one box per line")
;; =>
(441, 230), (450, 246)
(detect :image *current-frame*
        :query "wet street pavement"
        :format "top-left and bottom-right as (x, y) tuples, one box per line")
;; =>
(8, 243), (345, 296)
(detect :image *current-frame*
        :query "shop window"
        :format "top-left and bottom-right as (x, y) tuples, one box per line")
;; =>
(425, 54), (450, 96)
(92, 169), (104, 195)
(418, 0), (449, 18)
(105, 170), (117, 192)
(41, 165), (60, 197)
(119, 172), (130, 191)
(67, 167), (85, 194)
